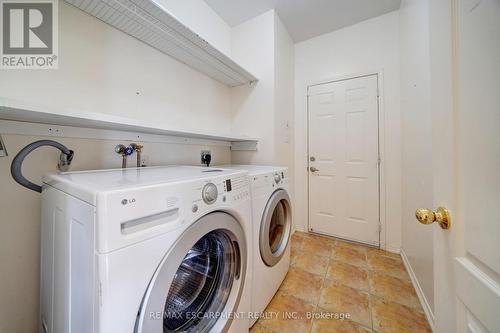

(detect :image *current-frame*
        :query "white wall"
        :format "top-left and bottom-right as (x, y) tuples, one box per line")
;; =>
(230, 10), (295, 176)
(294, 11), (402, 250)
(0, 2), (233, 134)
(274, 14), (295, 198)
(158, 0), (232, 56)
(400, 0), (434, 312)
(230, 10), (277, 164)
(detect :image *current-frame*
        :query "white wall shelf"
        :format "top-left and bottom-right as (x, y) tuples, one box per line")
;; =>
(0, 99), (259, 150)
(64, 0), (257, 87)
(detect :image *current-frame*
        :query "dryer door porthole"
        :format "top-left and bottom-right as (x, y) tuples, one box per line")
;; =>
(135, 212), (247, 333)
(260, 189), (292, 267)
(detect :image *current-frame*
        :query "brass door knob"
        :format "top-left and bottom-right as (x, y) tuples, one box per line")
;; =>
(310, 166), (319, 172)
(415, 207), (451, 230)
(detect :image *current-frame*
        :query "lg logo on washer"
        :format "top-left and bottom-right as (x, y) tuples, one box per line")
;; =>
(121, 198), (136, 205)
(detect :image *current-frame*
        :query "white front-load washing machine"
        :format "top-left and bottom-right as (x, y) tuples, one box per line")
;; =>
(219, 165), (292, 326)
(40, 166), (252, 333)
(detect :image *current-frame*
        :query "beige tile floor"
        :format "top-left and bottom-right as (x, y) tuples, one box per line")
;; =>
(251, 231), (432, 333)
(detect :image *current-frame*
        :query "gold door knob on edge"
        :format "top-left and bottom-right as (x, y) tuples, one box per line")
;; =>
(415, 207), (452, 230)
(310, 167), (319, 172)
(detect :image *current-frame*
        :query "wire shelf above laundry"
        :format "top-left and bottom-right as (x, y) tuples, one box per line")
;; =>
(64, 0), (258, 87)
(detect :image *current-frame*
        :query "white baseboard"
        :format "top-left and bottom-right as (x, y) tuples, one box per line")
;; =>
(400, 248), (435, 332)
(292, 226), (307, 233)
(383, 244), (401, 254)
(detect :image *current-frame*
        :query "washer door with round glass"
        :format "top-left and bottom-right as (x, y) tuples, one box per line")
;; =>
(260, 189), (292, 267)
(135, 212), (247, 333)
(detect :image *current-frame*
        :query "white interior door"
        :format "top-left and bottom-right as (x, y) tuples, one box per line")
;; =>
(308, 74), (379, 245)
(429, 0), (500, 332)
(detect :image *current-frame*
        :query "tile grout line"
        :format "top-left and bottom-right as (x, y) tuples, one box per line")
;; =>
(368, 266), (375, 332)
(297, 232), (322, 333)
(291, 232), (328, 333)
(310, 238), (335, 333)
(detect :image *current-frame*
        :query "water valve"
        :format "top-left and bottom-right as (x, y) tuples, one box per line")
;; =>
(130, 143), (144, 167)
(115, 144), (134, 168)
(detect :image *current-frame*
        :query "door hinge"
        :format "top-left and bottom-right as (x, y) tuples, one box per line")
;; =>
(378, 223), (382, 233)
(377, 157), (381, 166)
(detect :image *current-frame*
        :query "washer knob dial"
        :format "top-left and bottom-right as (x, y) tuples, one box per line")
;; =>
(274, 173), (281, 184)
(202, 183), (218, 204)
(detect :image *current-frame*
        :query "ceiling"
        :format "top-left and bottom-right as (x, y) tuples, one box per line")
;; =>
(204, 0), (401, 42)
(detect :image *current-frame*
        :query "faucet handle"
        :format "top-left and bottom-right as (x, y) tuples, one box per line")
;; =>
(115, 144), (133, 168)
(115, 144), (126, 154)
(130, 143), (144, 168)
(130, 143), (143, 153)
(123, 146), (134, 156)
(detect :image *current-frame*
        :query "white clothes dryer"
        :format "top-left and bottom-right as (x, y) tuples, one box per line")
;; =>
(219, 165), (292, 326)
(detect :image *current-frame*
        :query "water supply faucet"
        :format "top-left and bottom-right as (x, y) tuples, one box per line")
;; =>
(130, 143), (144, 168)
(115, 144), (134, 168)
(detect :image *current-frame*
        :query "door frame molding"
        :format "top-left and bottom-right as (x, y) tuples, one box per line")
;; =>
(305, 70), (388, 249)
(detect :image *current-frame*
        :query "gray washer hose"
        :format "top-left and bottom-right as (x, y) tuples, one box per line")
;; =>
(11, 140), (74, 193)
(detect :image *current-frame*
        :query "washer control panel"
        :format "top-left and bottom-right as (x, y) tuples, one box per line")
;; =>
(225, 175), (250, 201)
(202, 183), (218, 204)
(191, 174), (250, 216)
(251, 169), (288, 191)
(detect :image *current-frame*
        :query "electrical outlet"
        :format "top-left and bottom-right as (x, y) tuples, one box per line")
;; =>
(0, 135), (7, 157)
(201, 150), (211, 166)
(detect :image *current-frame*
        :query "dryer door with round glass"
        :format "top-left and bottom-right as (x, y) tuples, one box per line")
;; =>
(135, 212), (247, 333)
(260, 189), (292, 267)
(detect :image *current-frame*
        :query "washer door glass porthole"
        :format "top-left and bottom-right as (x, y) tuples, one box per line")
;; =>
(269, 200), (287, 253)
(260, 190), (292, 267)
(163, 230), (238, 332)
(135, 212), (247, 333)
